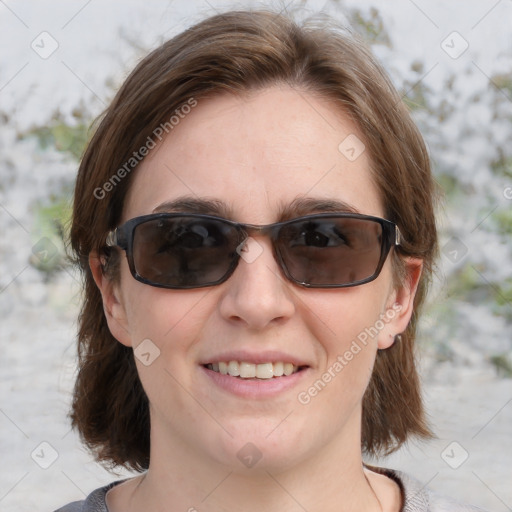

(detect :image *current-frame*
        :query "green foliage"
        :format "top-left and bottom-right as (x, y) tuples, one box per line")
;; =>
(435, 173), (459, 200)
(490, 155), (512, 179)
(18, 114), (89, 275)
(491, 72), (512, 96)
(493, 279), (512, 308)
(446, 264), (481, 300)
(348, 7), (391, 46)
(23, 121), (89, 161)
(29, 196), (72, 275)
(492, 208), (512, 236)
(402, 83), (430, 112)
(445, 263), (512, 322)
(489, 354), (512, 378)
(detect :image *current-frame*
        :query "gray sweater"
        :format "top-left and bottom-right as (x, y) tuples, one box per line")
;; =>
(54, 468), (488, 512)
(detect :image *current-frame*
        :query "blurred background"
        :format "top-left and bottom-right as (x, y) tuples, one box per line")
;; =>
(0, 1), (511, 510)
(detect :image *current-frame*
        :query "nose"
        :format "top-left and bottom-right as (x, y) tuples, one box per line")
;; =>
(218, 236), (296, 330)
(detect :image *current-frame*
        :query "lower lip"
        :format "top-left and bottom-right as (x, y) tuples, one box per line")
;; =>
(201, 366), (310, 399)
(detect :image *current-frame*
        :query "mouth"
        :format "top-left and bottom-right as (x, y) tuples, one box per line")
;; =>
(203, 361), (307, 379)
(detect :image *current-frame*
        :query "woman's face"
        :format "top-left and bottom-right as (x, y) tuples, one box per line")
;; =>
(102, 86), (414, 472)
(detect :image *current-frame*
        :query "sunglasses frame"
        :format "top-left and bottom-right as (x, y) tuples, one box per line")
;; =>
(106, 212), (402, 289)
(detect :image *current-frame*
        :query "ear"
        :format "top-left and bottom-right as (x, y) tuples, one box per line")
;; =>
(377, 257), (423, 350)
(89, 252), (133, 347)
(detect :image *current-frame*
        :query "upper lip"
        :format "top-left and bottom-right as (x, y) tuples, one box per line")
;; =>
(200, 350), (311, 367)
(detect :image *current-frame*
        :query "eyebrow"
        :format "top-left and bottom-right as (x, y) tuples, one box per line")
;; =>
(279, 197), (360, 219)
(152, 197), (233, 217)
(152, 195), (360, 220)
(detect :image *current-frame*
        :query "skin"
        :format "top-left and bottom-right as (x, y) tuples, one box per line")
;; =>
(91, 85), (422, 512)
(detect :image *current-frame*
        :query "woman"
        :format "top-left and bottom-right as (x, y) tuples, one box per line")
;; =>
(56, 9), (486, 512)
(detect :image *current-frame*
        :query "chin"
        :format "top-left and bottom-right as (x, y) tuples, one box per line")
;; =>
(207, 420), (309, 473)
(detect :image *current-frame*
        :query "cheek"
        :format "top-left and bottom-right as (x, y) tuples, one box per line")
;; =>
(123, 287), (213, 349)
(121, 285), (216, 415)
(302, 281), (391, 355)
(118, 255), (203, 339)
(118, 255), (215, 373)
(295, 280), (392, 405)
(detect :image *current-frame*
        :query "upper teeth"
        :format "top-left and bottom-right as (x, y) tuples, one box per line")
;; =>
(207, 361), (299, 379)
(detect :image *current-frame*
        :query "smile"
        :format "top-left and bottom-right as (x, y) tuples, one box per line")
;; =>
(204, 361), (304, 379)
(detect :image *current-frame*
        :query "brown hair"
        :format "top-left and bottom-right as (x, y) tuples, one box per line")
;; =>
(70, 9), (438, 471)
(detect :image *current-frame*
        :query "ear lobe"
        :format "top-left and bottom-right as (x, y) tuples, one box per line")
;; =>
(89, 252), (133, 347)
(377, 258), (423, 350)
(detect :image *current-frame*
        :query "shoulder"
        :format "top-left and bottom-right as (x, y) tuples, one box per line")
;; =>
(53, 480), (127, 512)
(368, 466), (489, 512)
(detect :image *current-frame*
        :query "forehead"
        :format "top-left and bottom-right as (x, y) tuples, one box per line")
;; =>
(124, 86), (383, 223)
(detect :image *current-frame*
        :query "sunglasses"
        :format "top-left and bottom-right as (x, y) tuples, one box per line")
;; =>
(105, 212), (401, 289)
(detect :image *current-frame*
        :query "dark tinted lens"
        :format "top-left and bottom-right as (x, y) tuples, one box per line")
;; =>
(132, 217), (241, 287)
(277, 217), (383, 286)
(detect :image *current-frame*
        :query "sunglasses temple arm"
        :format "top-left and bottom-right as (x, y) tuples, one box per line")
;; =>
(395, 226), (402, 246)
(105, 229), (118, 248)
